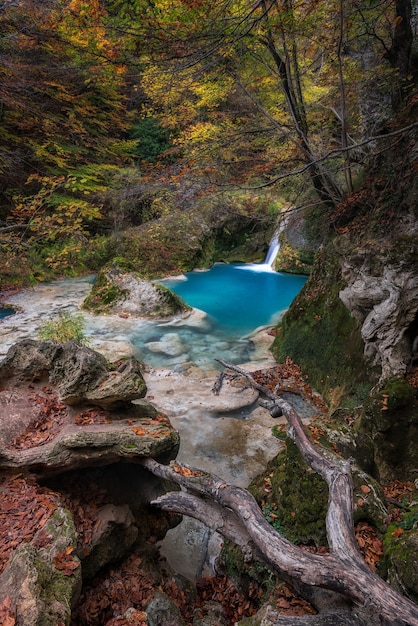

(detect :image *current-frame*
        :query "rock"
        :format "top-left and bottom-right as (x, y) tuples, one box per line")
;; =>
(385, 523), (418, 603)
(0, 340), (179, 476)
(0, 339), (147, 409)
(0, 507), (81, 626)
(0, 339), (59, 382)
(145, 332), (187, 357)
(60, 356), (147, 408)
(145, 590), (187, 626)
(83, 265), (190, 318)
(0, 415), (180, 475)
(81, 504), (138, 579)
(339, 264), (418, 380)
(192, 601), (227, 626)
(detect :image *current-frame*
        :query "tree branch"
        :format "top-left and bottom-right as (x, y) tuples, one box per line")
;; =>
(141, 360), (418, 625)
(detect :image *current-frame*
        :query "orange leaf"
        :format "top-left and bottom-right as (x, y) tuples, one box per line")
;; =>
(391, 527), (404, 538)
(360, 485), (371, 493)
(131, 427), (146, 436)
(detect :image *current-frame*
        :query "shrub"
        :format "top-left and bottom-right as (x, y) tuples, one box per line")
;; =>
(38, 312), (89, 345)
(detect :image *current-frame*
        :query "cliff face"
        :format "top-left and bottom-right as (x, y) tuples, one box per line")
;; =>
(272, 98), (418, 479)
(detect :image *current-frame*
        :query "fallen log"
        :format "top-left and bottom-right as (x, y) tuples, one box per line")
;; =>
(141, 361), (418, 626)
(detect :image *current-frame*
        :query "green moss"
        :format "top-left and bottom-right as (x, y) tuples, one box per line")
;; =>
(249, 440), (328, 546)
(381, 507), (418, 603)
(357, 377), (418, 479)
(154, 283), (190, 313)
(82, 266), (129, 313)
(271, 248), (375, 404)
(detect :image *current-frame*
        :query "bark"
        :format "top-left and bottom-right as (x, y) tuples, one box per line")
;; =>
(141, 360), (418, 626)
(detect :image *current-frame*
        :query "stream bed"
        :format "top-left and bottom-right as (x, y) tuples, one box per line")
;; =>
(0, 268), (309, 579)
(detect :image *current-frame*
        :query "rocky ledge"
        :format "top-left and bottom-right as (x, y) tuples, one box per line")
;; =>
(0, 339), (180, 625)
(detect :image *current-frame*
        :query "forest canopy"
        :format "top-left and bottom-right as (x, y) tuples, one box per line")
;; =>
(0, 0), (416, 285)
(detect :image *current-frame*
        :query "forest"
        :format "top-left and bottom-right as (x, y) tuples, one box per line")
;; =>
(0, 1), (418, 625)
(0, 0), (415, 286)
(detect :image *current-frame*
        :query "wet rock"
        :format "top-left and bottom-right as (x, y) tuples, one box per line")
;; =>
(145, 332), (187, 357)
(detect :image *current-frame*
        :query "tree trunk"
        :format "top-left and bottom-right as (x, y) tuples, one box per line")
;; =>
(141, 360), (418, 626)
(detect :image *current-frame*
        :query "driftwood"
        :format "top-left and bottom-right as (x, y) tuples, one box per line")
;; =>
(141, 360), (418, 625)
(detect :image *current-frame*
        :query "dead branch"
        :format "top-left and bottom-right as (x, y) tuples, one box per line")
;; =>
(141, 360), (418, 625)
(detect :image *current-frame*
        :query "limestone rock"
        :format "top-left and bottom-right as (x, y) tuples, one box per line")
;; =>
(145, 332), (187, 357)
(0, 340), (179, 476)
(83, 265), (190, 318)
(0, 339), (59, 382)
(58, 355), (147, 407)
(339, 264), (418, 380)
(0, 339), (147, 408)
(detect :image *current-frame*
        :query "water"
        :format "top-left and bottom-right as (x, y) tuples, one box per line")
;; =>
(160, 263), (307, 337)
(0, 308), (14, 320)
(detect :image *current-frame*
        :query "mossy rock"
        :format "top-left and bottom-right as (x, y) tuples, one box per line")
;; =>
(83, 263), (190, 318)
(249, 439), (329, 547)
(381, 503), (418, 603)
(356, 377), (418, 481)
(271, 247), (375, 406)
(0, 507), (81, 626)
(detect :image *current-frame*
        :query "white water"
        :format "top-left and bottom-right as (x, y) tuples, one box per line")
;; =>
(264, 231), (280, 267)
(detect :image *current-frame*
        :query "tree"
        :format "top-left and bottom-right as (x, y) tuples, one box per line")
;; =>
(141, 361), (418, 625)
(135, 0), (415, 209)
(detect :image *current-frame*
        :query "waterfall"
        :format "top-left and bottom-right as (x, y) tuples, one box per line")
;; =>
(264, 231), (280, 267)
(264, 216), (288, 268)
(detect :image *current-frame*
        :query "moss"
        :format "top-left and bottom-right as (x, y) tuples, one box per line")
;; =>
(357, 377), (418, 480)
(218, 540), (278, 596)
(381, 507), (418, 603)
(83, 267), (129, 313)
(249, 440), (328, 547)
(271, 247), (375, 405)
(154, 283), (191, 314)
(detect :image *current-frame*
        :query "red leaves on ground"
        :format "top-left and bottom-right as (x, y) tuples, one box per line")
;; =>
(0, 596), (16, 626)
(406, 367), (418, 388)
(355, 522), (383, 571)
(8, 388), (67, 450)
(251, 359), (327, 414)
(382, 480), (414, 503)
(54, 546), (80, 576)
(273, 582), (316, 616)
(0, 475), (59, 574)
(55, 475), (111, 554)
(74, 408), (111, 426)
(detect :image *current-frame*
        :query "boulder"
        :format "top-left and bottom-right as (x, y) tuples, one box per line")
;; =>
(81, 504), (138, 580)
(145, 590), (187, 626)
(0, 339), (147, 409)
(82, 265), (191, 318)
(145, 332), (187, 357)
(0, 507), (81, 626)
